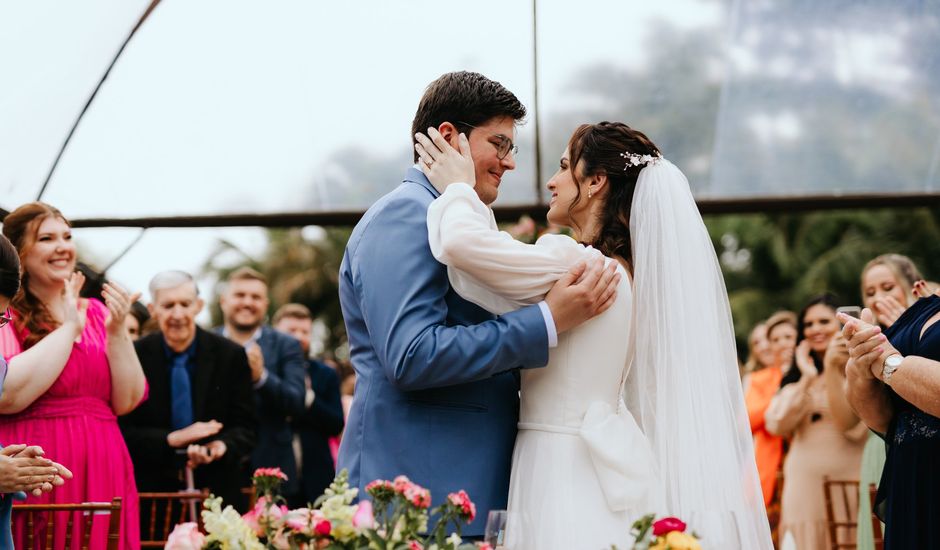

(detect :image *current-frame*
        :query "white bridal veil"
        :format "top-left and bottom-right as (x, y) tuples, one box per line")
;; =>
(625, 159), (773, 548)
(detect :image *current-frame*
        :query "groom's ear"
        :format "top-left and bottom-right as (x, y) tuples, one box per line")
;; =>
(437, 122), (461, 149)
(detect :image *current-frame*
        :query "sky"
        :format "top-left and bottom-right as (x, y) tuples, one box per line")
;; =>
(0, 0), (722, 315)
(3, 0), (938, 317)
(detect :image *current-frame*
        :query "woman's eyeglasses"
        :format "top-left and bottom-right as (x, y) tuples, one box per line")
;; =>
(0, 309), (11, 329)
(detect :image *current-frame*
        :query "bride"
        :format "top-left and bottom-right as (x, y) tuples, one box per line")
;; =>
(415, 121), (772, 549)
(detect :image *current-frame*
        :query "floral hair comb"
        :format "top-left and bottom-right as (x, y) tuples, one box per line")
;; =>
(620, 151), (663, 170)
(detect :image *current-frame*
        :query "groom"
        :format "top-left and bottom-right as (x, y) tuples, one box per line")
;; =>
(337, 71), (617, 535)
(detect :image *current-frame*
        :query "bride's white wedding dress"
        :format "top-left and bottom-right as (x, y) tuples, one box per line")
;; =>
(428, 185), (647, 549)
(426, 160), (773, 550)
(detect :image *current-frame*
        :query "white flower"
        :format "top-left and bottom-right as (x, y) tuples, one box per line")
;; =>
(200, 496), (265, 550)
(619, 152), (663, 170)
(446, 532), (463, 547)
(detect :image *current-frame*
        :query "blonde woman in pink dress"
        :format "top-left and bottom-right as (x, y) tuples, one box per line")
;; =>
(0, 203), (147, 549)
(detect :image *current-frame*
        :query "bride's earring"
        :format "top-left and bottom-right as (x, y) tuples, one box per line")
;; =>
(587, 189), (593, 199)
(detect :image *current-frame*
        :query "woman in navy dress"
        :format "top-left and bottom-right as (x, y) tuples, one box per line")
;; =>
(841, 292), (940, 549)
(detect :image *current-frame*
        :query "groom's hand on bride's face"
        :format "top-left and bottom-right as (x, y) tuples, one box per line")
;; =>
(545, 257), (620, 334)
(414, 127), (476, 194)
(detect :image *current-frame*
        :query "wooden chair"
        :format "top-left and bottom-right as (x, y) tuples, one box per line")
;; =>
(869, 483), (884, 550)
(241, 486), (257, 509)
(138, 490), (210, 548)
(13, 497), (122, 550)
(822, 477), (860, 549)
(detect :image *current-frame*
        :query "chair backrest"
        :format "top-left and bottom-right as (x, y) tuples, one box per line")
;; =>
(241, 486), (257, 510)
(822, 477), (860, 550)
(869, 483), (884, 550)
(138, 490), (210, 548)
(13, 497), (122, 550)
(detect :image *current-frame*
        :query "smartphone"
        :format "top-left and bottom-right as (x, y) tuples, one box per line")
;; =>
(837, 306), (861, 323)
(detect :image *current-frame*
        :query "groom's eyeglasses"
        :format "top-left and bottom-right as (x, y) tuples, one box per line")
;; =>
(457, 122), (519, 160)
(0, 309), (11, 329)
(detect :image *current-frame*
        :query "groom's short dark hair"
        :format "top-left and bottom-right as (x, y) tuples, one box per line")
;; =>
(411, 71), (526, 162)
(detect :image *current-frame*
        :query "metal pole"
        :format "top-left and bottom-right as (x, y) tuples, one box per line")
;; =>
(37, 0), (163, 200)
(531, 0), (543, 206)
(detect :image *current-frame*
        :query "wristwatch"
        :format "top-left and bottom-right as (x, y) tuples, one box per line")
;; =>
(882, 354), (904, 385)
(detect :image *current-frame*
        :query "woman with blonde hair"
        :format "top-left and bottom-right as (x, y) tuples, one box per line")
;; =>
(826, 254), (923, 550)
(0, 203), (146, 549)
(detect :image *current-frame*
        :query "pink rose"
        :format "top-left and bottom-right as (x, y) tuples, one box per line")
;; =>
(408, 541), (424, 550)
(652, 517), (687, 536)
(352, 501), (376, 529)
(285, 508), (311, 532)
(447, 490), (476, 521)
(393, 475), (412, 493)
(165, 522), (206, 550)
(314, 520), (332, 537)
(404, 485), (431, 509)
(476, 543), (494, 550)
(242, 507), (263, 536)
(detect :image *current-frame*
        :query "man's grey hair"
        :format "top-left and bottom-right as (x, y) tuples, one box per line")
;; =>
(149, 270), (199, 301)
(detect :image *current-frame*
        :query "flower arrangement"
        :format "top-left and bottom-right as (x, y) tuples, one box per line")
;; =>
(629, 514), (701, 550)
(166, 467), (492, 550)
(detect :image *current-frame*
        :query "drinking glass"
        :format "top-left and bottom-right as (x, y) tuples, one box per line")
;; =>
(484, 509), (508, 548)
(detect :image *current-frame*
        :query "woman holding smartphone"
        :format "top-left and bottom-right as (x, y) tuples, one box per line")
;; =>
(765, 294), (866, 550)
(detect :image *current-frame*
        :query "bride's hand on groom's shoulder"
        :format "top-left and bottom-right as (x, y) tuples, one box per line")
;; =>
(415, 127), (476, 194)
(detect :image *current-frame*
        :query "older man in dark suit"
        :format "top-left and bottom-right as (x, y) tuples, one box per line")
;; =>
(119, 270), (255, 509)
(218, 268), (306, 503)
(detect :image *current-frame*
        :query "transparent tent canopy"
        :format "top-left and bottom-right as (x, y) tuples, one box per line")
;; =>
(2, 0), (939, 298)
(4, 0), (939, 219)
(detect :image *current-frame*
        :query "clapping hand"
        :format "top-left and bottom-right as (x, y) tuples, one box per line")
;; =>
(167, 420), (223, 448)
(59, 272), (88, 337)
(839, 308), (900, 382)
(186, 440), (227, 469)
(824, 332), (850, 374)
(102, 281), (141, 338)
(794, 340), (818, 378)
(913, 280), (939, 299)
(872, 295), (906, 328)
(246, 343), (266, 384)
(414, 127), (475, 194)
(0, 445), (73, 496)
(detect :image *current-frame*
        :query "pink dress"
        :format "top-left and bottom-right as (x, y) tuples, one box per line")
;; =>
(0, 299), (141, 550)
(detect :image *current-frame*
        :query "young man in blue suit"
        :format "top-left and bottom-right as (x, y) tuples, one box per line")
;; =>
(337, 71), (618, 536)
(219, 267), (307, 502)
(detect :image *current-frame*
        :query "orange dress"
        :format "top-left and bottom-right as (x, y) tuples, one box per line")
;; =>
(745, 366), (784, 506)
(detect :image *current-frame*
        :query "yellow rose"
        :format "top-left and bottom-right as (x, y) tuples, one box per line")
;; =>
(648, 531), (701, 550)
(664, 531), (702, 550)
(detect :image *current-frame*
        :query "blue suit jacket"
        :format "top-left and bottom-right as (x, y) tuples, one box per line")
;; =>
(293, 359), (344, 504)
(218, 326), (307, 496)
(337, 168), (549, 535)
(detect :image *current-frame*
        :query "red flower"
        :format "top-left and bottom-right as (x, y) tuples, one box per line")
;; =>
(408, 541), (424, 550)
(314, 519), (332, 537)
(652, 517), (687, 536)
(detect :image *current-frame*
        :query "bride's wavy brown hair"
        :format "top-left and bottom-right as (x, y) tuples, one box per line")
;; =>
(566, 122), (661, 274)
(2, 202), (72, 349)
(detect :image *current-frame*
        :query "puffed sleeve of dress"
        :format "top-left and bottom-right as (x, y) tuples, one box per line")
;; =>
(427, 182), (603, 314)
